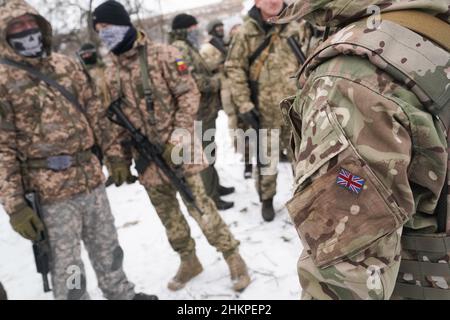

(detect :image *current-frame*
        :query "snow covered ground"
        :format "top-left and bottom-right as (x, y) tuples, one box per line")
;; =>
(0, 111), (303, 300)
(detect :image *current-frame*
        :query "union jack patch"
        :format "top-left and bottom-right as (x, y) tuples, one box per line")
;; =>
(336, 168), (365, 195)
(175, 58), (188, 74)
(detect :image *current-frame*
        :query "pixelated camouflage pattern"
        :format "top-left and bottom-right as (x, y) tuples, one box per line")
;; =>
(41, 186), (135, 300)
(84, 63), (112, 109)
(283, 0), (449, 299)
(224, 11), (301, 121)
(169, 30), (221, 123)
(0, 0), (121, 214)
(105, 33), (208, 188)
(146, 173), (240, 259)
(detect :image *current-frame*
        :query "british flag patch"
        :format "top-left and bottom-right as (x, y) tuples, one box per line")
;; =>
(336, 168), (365, 195)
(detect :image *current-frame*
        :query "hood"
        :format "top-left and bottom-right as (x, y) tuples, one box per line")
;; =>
(275, 0), (450, 27)
(0, 0), (53, 62)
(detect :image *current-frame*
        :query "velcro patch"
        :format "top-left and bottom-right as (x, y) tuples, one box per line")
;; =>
(175, 59), (188, 74)
(336, 168), (365, 195)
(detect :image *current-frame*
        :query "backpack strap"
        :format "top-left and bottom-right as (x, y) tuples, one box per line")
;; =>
(381, 10), (450, 52)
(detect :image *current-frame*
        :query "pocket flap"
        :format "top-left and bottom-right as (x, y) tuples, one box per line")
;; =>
(294, 104), (349, 188)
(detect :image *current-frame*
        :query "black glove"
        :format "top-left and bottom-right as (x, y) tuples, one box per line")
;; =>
(240, 109), (260, 129)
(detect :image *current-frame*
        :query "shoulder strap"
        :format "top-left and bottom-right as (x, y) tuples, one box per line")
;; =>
(248, 33), (273, 67)
(381, 10), (450, 52)
(137, 45), (156, 125)
(0, 57), (85, 115)
(209, 38), (228, 56)
(248, 24), (288, 67)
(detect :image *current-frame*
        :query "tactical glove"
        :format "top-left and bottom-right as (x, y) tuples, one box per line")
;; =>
(108, 161), (133, 187)
(10, 206), (45, 241)
(240, 108), (260, 130)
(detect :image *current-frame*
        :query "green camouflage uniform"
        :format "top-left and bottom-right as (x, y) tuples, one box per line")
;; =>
(277, 0), (450, 300)
(169, 30), (223, 203)
(224, 5), (308, 201)
(0, 0), (135, 300)
(201, 33), (252, 163)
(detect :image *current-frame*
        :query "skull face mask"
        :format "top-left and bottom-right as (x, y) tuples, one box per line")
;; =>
(8, 28), (44, 58)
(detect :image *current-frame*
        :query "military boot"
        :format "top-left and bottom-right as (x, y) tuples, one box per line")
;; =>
(225, 252), (251, 292)
(262, 198), (275, 222)
(0, 282), (7, 300)
(244, 164), (252, 179)
(133, 292), (158, 300)
(168, 253), (203, 291)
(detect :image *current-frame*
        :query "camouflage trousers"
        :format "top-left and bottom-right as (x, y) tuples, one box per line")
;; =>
(254, 124), (292, 201)
(200, 114), (221, 203)
(146, 173), (240, 259)
(41, 186), (135, 300)
(298, 227), (403, 300)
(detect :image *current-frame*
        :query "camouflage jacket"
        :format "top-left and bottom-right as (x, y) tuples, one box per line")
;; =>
(0, 0), (121, 214)
(169, 30), (220, 122)
(83, 62), (112, 109)
(200, 36), (227, 73)
(105, 33), (207, 188)
(224, 6), (309, 128)
(278, 0), (449, 266)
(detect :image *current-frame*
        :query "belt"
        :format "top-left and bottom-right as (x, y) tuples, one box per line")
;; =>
(25, 150), (93, 172)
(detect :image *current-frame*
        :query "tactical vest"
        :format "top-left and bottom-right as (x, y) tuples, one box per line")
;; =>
(284, 12), (450, 300)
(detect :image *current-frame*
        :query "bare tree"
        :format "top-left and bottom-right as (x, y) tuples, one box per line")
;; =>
(36, 0), (153, 52)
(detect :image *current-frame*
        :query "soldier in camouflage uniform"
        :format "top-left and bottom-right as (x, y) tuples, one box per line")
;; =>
(169, 14), (235, 211)
(276, 0), (450, 299)
(0, 282), (7, 300)
(0, 0), (156, 300)
(225, 0), (312, 222)
(77, 43), (137, 187)
(200, 21), (253, 180)
(92, 0), (250, 292)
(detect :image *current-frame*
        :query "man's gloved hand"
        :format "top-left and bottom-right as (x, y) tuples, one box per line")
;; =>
(108, 161), (133, 187)
(10, 206), (44, 241)
(240, 108), (260, 129)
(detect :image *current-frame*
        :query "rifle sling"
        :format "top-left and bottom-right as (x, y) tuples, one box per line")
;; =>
(0, 57), (85, 115)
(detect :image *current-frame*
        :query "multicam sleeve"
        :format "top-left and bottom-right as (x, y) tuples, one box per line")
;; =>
(0, 95), (26, 215)
(287, 59), (446, 268)
(161, 45), (201, 136)
(224, 31), (254, 114)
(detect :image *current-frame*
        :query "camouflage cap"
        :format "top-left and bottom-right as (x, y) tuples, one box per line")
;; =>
(0, 0), (53, 59)
(274, 0), (450, 26)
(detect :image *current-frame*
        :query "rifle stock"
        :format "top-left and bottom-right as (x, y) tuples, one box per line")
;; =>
(287, 36), (307, 65)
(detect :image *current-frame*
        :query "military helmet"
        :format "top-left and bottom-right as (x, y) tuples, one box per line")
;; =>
(207, 19), (224, 35)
